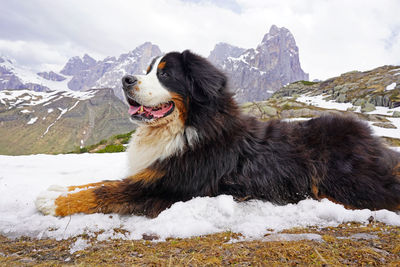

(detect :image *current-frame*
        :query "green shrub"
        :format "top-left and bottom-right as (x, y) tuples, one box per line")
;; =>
(79, 147), (88, 153)
(299, 80), (318, 86)
(96, 144), (125, 153)
(99, 139), (107, 145)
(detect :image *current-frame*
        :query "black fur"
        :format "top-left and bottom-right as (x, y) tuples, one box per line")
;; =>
(103, 50), (400, 217)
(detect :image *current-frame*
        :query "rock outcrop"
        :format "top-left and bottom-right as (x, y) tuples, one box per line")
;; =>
(208, 25), (309, 102)
(273, 65), (400, 110)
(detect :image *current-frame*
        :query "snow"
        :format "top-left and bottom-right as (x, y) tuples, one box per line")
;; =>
(27, 117), (38, 125)
(296, 94), (355, 111)
(0, 58), (71, 91)
(69, 238), (90, 254)
(0, 152), (400, 241)
(297, 93), (400, 117)
(368, 118), (400, 139)
(0, 89), (95, 109)
(386, 82), (396, 91)
(41, 107), (69, 137)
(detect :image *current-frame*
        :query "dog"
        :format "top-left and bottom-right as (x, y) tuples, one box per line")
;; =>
(36, 50), (400, 217)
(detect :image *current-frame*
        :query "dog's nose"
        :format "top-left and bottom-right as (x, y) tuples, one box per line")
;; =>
(122, 75), (138, 88)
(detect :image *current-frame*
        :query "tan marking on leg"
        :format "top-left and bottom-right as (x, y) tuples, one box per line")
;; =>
(311, 184), (319, 199)
(68, 181), (113, 191)
(55, 188), (99, 216)
(55, 181), (133, 216)
(125, 168), (165, 184)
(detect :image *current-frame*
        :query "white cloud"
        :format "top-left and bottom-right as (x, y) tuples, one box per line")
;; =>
(0, 0), (399, 80)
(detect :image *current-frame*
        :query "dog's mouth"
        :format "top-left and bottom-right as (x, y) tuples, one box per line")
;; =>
(127, 97), (175, 121)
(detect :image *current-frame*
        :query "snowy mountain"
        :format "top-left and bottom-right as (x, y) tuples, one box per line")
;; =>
(58, 42), (162, 100)
(0, 28), (309, 103)
(0, 42), (162, 100)
(0, 56), (70, 92)
(0, 88), (134, 155)
(208, 25), (309, 102)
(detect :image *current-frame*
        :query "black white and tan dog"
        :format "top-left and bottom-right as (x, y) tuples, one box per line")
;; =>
(36, 50), (400, 217)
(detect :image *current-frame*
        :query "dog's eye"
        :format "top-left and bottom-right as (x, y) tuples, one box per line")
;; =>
(160, 72), (169, 78)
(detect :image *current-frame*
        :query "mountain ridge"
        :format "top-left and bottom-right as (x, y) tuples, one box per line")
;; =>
(208, 25), (309, 102)
(0, 88), (135, 155)
(0, 26), (308, 103)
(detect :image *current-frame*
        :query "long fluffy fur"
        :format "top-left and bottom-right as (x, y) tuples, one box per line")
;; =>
(36, 50), (400, 217)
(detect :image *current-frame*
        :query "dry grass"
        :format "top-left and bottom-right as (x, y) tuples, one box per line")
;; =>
(1, 222), (399, 266)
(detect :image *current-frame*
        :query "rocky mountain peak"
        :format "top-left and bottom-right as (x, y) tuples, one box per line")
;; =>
(60, 54), (97, 76)
(37, 71), (66, 81)
(208, 25), (308, 102)
(208, 42), (246, 66)
(82, 54), (96, 66)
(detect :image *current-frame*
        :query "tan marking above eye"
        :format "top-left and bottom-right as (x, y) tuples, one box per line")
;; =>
(146, 66), (151, 73)
(158, 61), (166, 70)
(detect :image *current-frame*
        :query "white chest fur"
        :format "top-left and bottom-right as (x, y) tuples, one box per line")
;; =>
(127, 111), (186, 176)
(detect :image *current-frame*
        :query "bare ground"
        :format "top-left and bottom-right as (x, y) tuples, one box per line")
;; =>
(1, 222), (399, 266)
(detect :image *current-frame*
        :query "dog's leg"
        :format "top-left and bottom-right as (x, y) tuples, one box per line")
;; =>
(36, 169), (171, 217)
(35, 180), (122, 216)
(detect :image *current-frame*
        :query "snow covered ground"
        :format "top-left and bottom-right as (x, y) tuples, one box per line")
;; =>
(1, 151), (400, 241)
(296, 93), (400, 139)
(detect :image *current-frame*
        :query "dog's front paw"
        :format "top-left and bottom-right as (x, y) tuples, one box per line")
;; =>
(35, 185), (68, 215)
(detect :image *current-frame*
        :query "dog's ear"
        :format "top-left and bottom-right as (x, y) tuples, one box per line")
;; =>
(181, 50), (227, 103)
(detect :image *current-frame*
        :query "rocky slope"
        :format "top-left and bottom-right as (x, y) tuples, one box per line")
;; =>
(208, 25), (309, 103)
(273, 65), (400, 111)
(0, 88), (135, 155)
(241, 65), (400, 146)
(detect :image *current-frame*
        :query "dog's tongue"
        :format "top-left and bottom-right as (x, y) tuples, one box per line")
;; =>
(129, 103), (173, 118)
(129, 105), (141, 115)
(148, 104), (173, 118)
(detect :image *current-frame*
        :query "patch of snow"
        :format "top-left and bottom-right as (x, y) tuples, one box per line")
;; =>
(386, 82), (396, 91)
(48, 108), (54, 113)
(341, 233), (378, 240)
(282, 118), (311, 122)
(0, 89), (95, 110)
(368, 118), (400, 139)
(365, 105), (400, 116)
(20, 109), (32, 114)
(297, 93), (400, 117)
(296, 94), (354, 111)
(228, 233), (323, 243)
(0, 58), (72, 91)
(69, 238), (90, 254)
(27, 117), (38, 125)
(41, 108), (68, 137)
(0, 152), (400, 241)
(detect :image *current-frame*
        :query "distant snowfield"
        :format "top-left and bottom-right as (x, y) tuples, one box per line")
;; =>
(1, 151), (400, 241)
(296, 94), (400, 139)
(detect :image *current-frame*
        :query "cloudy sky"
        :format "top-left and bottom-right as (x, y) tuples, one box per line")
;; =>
(1, 0), (399, 80)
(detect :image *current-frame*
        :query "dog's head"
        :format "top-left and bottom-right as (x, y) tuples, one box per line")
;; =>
(121, 50), (230, 127)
